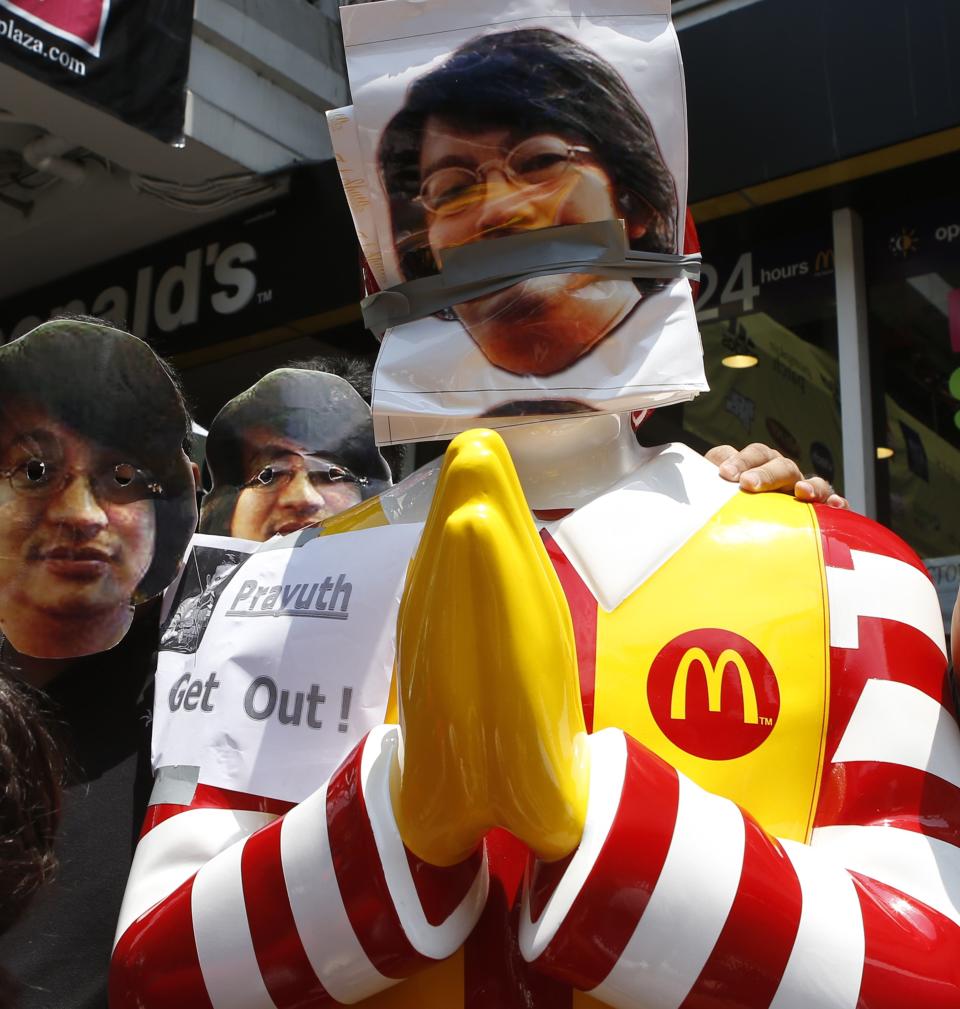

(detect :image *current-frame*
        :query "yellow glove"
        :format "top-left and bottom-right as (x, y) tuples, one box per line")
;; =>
(393, 429), (590, 867)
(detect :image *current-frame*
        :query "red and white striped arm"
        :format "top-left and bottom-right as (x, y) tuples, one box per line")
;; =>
(520, 727), (960, 1009)
(110, 725), (488, 1009)
(812, 506), (960, 1007)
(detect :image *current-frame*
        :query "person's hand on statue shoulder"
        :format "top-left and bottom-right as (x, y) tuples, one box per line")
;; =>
(706, 442), (849, 509)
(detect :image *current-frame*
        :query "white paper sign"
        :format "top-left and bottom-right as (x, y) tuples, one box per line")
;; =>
(152, 523), (422, 802)
(326, 104), (388, 290)
(337, 0), (707, 442)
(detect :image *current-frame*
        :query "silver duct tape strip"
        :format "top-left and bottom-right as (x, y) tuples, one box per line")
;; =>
(360, 220), (701, 336)
(149, 764), (200, 806)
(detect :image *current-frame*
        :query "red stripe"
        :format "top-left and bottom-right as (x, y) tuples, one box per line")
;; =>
(816, 504), (931, 576)
(680, 816), (802, 1009)
(541, 529), (598, 733)
(110, 875), (214, 1009)
(854, 871), (960, 1008)
(326, 740), (426, 979)
(815, 761), (960, 846)
(464, 829), (572, 1009)
(406, 844), (484, 927)
(141, 784), (295, 837)
(825, 622), (949, 763)
(821, 532), (854, 569)
(528, 736), (680, 990)
(192, 783), (295, 815)
(241, 821), (331, 1007)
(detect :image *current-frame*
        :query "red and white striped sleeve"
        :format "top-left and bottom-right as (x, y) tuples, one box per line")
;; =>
(109, 724), (488, 1009)
(519, 511), (960, 1009)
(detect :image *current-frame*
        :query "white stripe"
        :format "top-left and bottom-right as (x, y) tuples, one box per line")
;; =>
(193, 839), (276, 1009)
(770, 840), (863, 1009)
(519, 729), (627, 961)
(360, 725), (489, 959)
(114, 808), (275, 949)
(826, 550), (947, 656)
(812, 824), (960, 927)
(589, 774), (745, 1009)
(831, 679), (960, 789)
(281, 780), (394, 1004)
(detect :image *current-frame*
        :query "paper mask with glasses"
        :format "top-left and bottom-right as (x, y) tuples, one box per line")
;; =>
(0, 320), (197, 659)
(199, 368), (391, 541)
(334, 2), (707, 444)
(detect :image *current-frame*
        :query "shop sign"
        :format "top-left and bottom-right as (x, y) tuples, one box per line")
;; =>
(0, 171), (363, 357)
(866, 198), (960, 284)
(696, 228), (834, 322)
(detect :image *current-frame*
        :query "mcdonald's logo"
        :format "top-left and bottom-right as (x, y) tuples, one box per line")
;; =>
(647, 629), (780, 760)
(670, 648), (759, 723)
(814, 248), (834, 274)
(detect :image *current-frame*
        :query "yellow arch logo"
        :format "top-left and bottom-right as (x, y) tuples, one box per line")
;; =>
(670, 648), (759, 724)
(814, 248), (835, 273)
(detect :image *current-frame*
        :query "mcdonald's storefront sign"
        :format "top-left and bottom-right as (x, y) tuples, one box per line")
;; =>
(646, 628), (780, 760)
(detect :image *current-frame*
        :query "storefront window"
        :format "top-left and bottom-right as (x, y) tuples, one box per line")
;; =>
(866, 199), (960, 630)
(676, 218), (842, 494)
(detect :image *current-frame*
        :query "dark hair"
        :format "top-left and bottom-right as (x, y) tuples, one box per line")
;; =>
(200, 367), (392, 535)
(285, 354), (374, 405)
(50, 313), (194, 453)
(379, 27), (679, 286)
(0, 320), (198, 603)
(481, 398), (599, 418)
(0, 676), (61, 937)
(284, 355), (407, 476)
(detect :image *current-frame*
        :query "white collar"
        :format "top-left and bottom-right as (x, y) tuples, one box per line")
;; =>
(540, 443), (739, 612)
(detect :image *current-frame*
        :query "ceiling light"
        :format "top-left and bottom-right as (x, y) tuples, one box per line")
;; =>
(876, 446), (894, 460)
(721, 354), (758, 369)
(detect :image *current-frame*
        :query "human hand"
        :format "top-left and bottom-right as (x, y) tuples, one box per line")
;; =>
(393, 429), (590, 866)
(705, 443), (849, 508)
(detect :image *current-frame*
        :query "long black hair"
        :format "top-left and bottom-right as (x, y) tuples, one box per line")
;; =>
(0, 676), (61, 937)
(379, 27), (679, 285)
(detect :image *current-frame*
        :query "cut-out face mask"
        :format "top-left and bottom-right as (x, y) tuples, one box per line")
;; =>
(333, 1), (708, 445)
(200, 369), (392, 541)
(0, 321), (197, 659)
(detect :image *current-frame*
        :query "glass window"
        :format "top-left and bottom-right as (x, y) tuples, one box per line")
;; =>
(646, 213), (843, 503)
(866, 198), (960, 633)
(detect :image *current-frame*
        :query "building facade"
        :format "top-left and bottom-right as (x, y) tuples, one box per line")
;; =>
(664, 0), (960, 629)
(0, 0), (957, 625)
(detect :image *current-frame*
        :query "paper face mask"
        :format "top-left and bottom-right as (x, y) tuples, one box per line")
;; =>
(333, 0), (708, 444)
(0, 321), (197, 659)
(199, 369), (392, 541)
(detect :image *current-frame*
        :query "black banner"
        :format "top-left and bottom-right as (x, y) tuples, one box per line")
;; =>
(0, 164), (368, 358)
(0, 0), (192, 142)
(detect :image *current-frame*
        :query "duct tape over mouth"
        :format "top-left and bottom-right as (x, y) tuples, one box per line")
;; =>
(360, 219), (701, 338)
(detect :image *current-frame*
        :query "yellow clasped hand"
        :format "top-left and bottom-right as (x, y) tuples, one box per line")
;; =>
(393, 429), (590, 867)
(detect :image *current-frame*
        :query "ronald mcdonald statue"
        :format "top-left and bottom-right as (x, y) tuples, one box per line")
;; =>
(111, 2), (959, 1007)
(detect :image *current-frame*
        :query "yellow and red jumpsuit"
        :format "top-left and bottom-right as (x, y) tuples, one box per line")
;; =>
(111, 445), (960, 1009)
